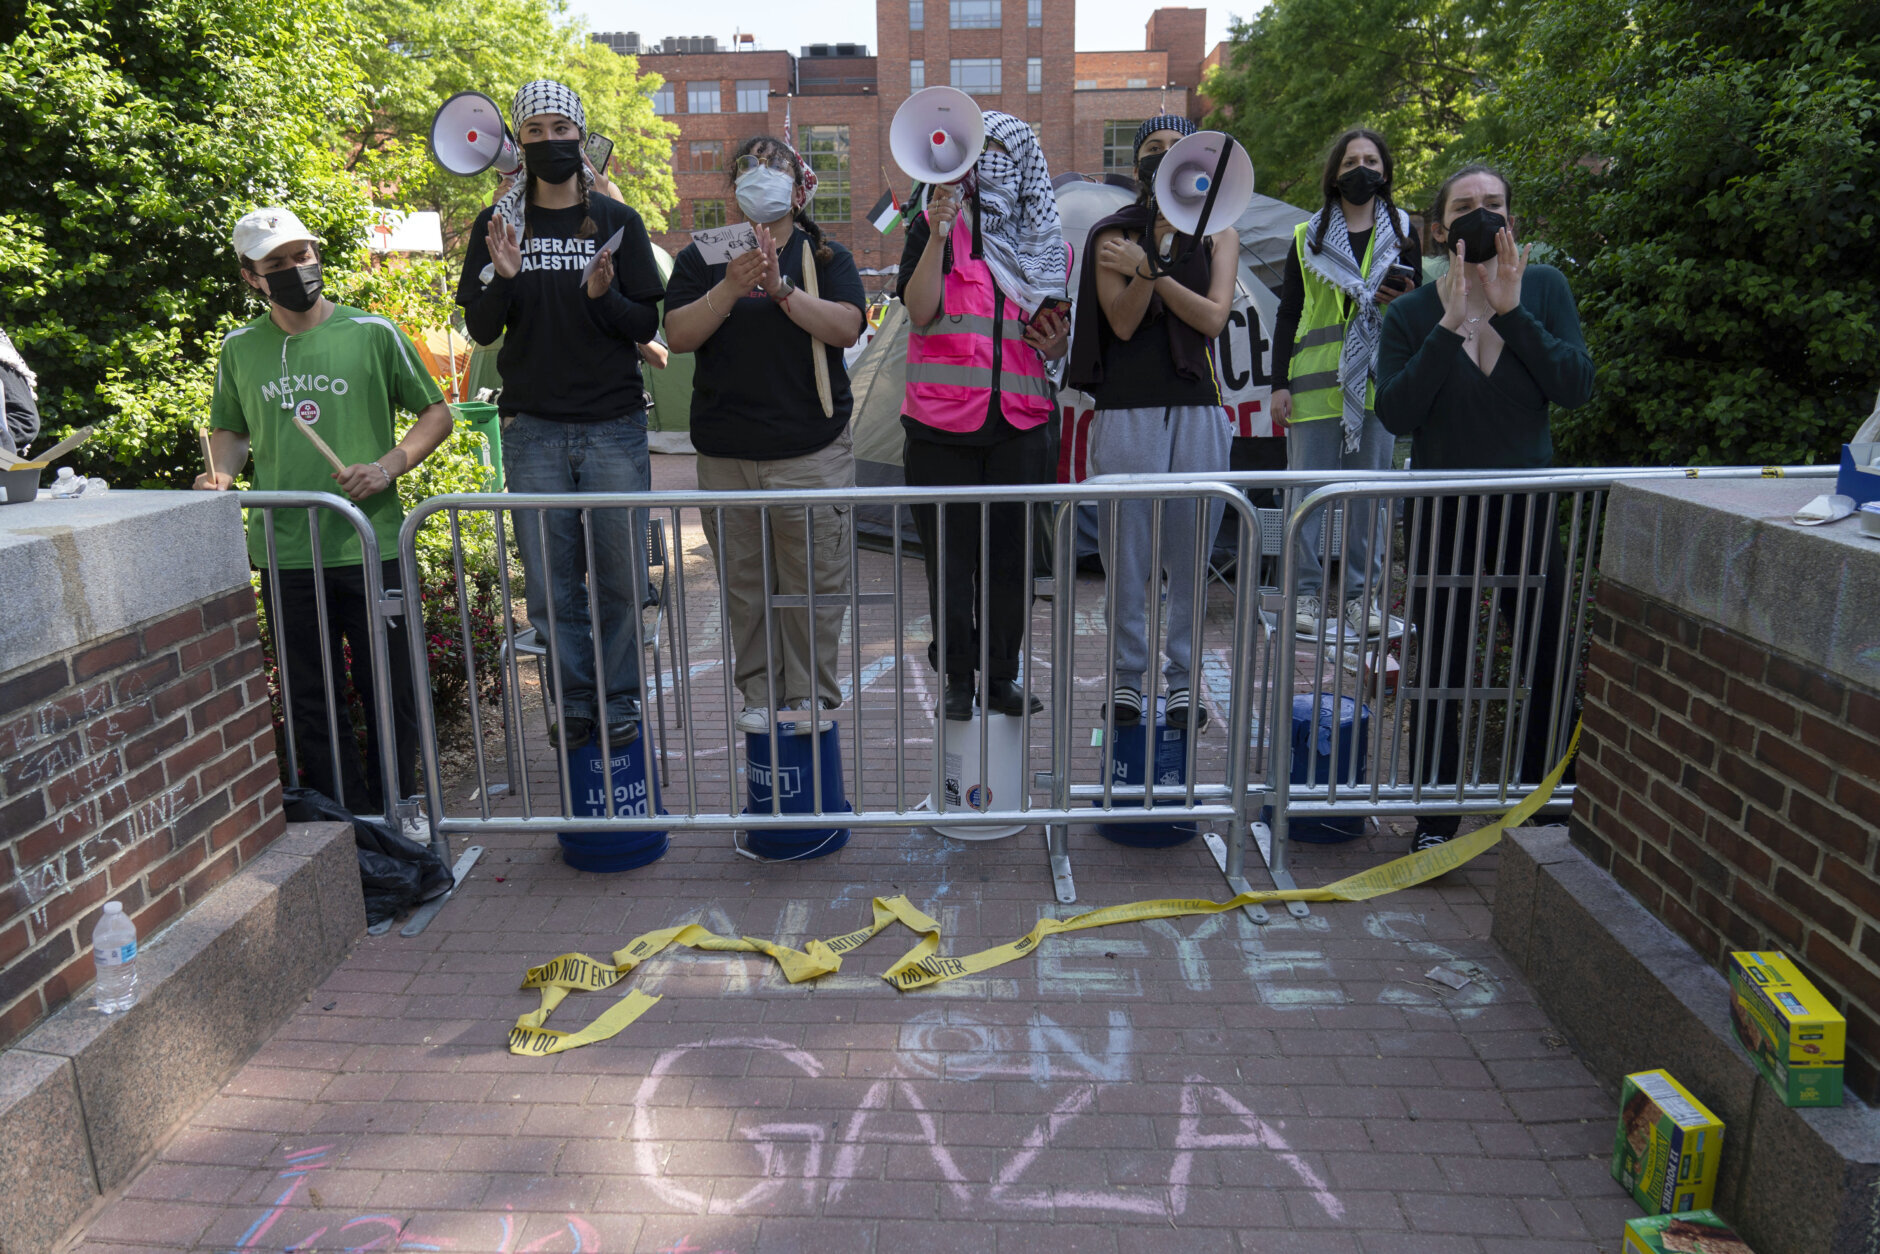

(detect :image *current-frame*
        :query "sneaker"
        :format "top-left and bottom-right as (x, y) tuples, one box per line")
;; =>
(780, 701), (835, 734)
(1412, 827), (1453, 854)
(1344, 597), (1385, 635)
(399, 812), (432, 846)
(736, 707), (773, 735)
(1104, 685), (1144, 727)
(1295, 595), (1324, 636)
(1164, 687), (1210, 733)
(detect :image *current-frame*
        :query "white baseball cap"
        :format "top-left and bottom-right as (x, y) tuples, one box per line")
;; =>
(232, 207), (317, 262)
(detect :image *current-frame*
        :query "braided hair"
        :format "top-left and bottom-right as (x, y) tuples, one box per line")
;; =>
(729, 135), (834, 264)
(1310, 128), (1399, 256)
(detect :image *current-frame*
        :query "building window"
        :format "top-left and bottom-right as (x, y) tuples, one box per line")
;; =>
(687, 81), (721, 113)
(736, 79), (769, 113)
(1103, 120), (1142, 176)
(1028, 0), (1041, 24)
(910, 0), (923, 28)
(1075, 79), (1096, 89)
(1127, 78), (1148, 88)
(909, 59), (925, 90)
(689, 140), (724, 172)
(950, 0), (1000, 27)
(950, 58), (1002, 94)
(801, 124), (851, 223)
(1027, 57), (1042, 93)
(651, 84), (675, 114)
(694, 199), (726, 229)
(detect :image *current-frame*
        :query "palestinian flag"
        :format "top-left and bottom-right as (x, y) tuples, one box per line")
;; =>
(869, 181), (916, 234)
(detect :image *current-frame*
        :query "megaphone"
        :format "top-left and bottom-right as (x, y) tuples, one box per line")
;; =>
(1152, 130), (1255, 244)
(428, 91), (521, 177)
(890, 87), (985, 238)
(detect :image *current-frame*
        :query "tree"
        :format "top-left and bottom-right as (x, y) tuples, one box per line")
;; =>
(345, 0), (678, 253)
(1201, 0), (1528, 207)
(1, 0), (372, 486)
(1483, 0), (1880, 466)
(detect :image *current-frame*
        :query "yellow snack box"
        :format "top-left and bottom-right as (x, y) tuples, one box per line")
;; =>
(1727, 951), (1845, 1107)
(1610, 1070), (1724, 1215)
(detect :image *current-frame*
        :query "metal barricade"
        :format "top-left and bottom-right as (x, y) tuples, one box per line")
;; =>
(236, 492), (410, 830)
(398, 482), (1284, 917)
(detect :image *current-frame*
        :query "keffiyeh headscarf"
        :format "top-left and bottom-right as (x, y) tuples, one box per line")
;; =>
(972, 111), (1068, 313)
(1301, 201), (1402, 452)
(1133, 115), (1197, 159)
(0, 329), (36, 394)
(492, 79), (592, 231)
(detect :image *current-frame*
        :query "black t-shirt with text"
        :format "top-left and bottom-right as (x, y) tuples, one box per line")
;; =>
(665, 228), (865, 461)
(457, 195), (664, 421)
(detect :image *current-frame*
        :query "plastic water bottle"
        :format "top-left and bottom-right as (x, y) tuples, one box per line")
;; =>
(51, 467), (85, 498)
(92, 902), (138, 1013)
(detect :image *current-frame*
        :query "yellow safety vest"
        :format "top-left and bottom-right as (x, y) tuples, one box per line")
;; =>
(1287, 218), (1385, 424)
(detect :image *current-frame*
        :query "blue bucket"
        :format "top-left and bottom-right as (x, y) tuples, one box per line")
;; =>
(1098, 708), (1198, 848)
(557, 732), (669, 872)
(1263, 693), (1369, 844)
(742, 721), (851, 860)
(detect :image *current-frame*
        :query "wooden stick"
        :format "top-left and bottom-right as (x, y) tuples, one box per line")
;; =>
(198, 426), (217, 480)
(34, 425), (94, 463)
(289, 414), (348, 473)
(802, 240), (834, 420)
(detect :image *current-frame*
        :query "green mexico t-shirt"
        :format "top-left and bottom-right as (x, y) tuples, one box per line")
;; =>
(210, 303), (443, 569)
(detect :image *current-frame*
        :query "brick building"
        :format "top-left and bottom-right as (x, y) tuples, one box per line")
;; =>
(596, 5), (1231, 280)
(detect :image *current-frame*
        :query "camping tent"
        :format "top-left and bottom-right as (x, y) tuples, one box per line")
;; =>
(847, 179), (1312, 550)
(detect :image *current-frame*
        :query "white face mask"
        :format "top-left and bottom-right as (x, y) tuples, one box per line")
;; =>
(735, 166), (797, 224)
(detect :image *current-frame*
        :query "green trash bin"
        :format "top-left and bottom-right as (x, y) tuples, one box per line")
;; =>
(451, 401), (502, 490)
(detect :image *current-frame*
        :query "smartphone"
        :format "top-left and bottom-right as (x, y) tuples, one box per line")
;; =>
(583, 132), (615, 174)
(1386, 262), (1417, 291)
(1028, 297), (1073, 328)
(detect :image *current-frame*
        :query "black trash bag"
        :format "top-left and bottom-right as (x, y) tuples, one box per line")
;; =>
(282, 787), (452, 925)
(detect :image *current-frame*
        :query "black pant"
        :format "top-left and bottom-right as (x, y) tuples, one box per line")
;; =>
(260, 560), (419, 815)
(904, 426), (1050, 680)
(1405, 494), (1574, 836)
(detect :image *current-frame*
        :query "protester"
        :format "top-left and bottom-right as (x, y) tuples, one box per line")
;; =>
(1376, 164), (1595, 852)
(457, 79), (666, 751)
(198, 207), (453, 825)
(898, 111), (1070, 721)
(664, 135), (866, 735)
(1067, 115), (1238, 731)
(0, 329), (39, 458)
(1270, 128), (1420, 638)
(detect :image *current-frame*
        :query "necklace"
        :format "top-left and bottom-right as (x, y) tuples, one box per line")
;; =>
(1462, 313), (1485, 343)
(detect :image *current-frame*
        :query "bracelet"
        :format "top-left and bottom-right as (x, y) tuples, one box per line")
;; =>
(705, 289), (730, 319)
(373, 463), (393, 490)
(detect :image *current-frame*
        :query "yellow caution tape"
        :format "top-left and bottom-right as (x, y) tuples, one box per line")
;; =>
(510, 726), (1578, 1051)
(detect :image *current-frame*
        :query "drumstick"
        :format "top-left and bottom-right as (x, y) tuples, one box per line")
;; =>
(289, 413), (348, 474)
(198, 426), (217, 480)
(802, 240), (834, 419)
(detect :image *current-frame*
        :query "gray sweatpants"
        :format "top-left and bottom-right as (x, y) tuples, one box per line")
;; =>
(1286, 414), (1394, 601)
(1088, 404), (1231, 691)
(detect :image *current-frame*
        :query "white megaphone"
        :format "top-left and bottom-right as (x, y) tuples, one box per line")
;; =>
(1153, 130), (1255, 245)
(889, 86), (985, 238)
(428, 91), (521, 177)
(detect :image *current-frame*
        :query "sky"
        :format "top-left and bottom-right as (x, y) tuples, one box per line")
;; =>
(563, 0), (1251, 61)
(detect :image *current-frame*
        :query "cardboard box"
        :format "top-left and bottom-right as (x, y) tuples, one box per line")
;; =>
(1727, 950), (1846, 1107)
(1611, 1070), (1724, 1215)
(1839, 442), (1880, 507)
(1622, 1210), (1755, 1254)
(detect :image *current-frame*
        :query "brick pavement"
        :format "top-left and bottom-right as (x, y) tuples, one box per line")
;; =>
(65, 456), (1640, 1254)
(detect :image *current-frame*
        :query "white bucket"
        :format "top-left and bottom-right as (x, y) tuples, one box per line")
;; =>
(923, 711), (1028, 840)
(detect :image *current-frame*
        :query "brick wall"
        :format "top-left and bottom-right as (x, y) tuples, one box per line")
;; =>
(0, 589), (286, 1047)
(1573, 579), (1880, 1099)
(1143, 7), (1207, 88)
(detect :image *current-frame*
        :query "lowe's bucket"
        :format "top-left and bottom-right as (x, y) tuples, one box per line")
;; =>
(1098, 702), (1198, 848)
(1263, 693), (1369, 843)
(742, 720), (851, 860)
(557, 732), (668, 871)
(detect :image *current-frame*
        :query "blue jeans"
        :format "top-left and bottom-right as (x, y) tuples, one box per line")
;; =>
(503, 412), (649, 725)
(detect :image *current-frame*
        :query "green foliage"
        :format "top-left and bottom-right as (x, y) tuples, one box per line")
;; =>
(1483, 0), (1880, 466)
(1201, 0), (1529, 206)
(345, 0), (679, 247)
(2, 0), (371, 487)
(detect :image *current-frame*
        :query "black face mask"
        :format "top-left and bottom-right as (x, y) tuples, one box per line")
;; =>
(1136, 150), (1165, 188)
(1336, 166), (1386, 206)
(525, 138), (584, 185)
(263, 262), (323, 314)
(1445, 207), (1507, 261)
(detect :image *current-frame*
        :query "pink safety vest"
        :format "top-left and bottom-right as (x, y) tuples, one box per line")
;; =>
(904, 214), (1056, 434)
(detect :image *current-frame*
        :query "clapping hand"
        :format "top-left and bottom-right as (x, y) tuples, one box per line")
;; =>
(488, 216), (523, 280)
(1479, 226), (1529, 315)
(724, 246), (766, 295)
(1437, 240), (1472, 334)
(755, 224), (784, 296)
